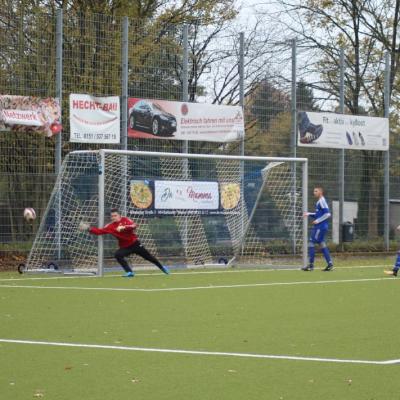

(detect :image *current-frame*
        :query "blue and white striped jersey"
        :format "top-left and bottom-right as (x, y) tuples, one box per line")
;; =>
(309, 196), (331, 229)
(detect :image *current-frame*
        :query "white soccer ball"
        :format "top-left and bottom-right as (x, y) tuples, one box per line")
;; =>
(23, 207), (36, 222)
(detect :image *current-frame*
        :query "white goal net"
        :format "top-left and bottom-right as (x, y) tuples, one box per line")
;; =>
(25, 150), (308, 274)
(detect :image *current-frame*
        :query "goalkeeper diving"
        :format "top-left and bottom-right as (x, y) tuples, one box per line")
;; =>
(79, 208), (170, 277)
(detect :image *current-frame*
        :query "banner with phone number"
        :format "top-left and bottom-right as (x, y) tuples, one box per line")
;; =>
(69, 94), (120, 143)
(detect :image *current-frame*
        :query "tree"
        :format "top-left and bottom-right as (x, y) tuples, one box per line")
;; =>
(0, 0), (241, 242)
(297, 79), (318, 111)
(266, 0), (396, 238)
(244, 79), (318, 157)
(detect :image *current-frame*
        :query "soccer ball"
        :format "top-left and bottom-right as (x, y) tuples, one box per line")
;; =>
(23, 207), (36, 222)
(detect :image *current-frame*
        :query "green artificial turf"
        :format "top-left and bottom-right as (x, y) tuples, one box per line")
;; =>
(0, 257), (399, 399)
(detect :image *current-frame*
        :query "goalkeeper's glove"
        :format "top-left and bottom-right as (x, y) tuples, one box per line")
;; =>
(78, 221), (90, 232)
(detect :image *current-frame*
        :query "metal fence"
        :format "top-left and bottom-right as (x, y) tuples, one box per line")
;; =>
(0, 8), (396, 263)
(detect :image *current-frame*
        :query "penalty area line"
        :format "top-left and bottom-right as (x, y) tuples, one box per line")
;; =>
(0, 338), (397, 366)
(0, 277), (397, 293)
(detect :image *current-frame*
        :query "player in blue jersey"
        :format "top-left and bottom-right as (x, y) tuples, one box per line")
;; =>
(302, 186), (334, 272)
(384, 225), (400, 277)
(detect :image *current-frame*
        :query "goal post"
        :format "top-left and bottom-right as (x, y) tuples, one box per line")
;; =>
(24, 149), (308, 275)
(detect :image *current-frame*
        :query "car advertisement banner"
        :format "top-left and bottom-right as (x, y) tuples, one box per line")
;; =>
(297, 111), (389, 151)
(0, 95), (61, 137)
(70, 94), (120, 143)
(127, 98), (244, 142)
(129, 180), (241, 216)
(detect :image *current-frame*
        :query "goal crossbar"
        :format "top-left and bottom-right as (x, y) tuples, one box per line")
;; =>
(72, 149), (308, 163)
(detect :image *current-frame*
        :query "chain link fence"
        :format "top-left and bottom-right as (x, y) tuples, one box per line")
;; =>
(0, 9), (396, 267)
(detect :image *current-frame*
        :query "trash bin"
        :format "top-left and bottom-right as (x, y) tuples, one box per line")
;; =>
(342, 221), (354, 242)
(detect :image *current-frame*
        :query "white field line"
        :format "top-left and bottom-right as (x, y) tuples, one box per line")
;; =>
(0, 338), (398, 366)
(0, 277), (396, 293)
(0, 264), (393, 282)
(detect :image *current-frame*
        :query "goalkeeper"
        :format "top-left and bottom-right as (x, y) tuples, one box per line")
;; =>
(80, 208), (170, 277)
(302, 186), (334, 272)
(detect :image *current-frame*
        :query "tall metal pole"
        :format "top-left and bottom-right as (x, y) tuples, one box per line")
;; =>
(55, 8), (63, 175)
(98, 150), (105, 276)
(55, 9), (63, 261)
(121, 17), (129, 151)
(291, 38), (297, 254)
(384, 52), (391, 250)
(121, 17), (129, 214)
(291, 39), (297, 160)
(302, 160), (309, 268)
(239, 32), (245, 156)
(182, 25), (189, 253)
(339, 48), (345, 248)
(239, 32), (245, 256)
(183, 25), (189, 131)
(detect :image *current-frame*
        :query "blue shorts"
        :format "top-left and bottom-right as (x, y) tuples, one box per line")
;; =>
(309, 226), (328, 244)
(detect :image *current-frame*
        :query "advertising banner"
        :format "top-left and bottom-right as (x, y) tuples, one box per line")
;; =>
(70, 94), (120, 143)
(129, 180), (241, 216)
(127, 98), (244, 142)
(297, 111), (389, 151)
(1, 110), (42, 126)
(154, 180), (219, 210)
(0, 95), (61, 137)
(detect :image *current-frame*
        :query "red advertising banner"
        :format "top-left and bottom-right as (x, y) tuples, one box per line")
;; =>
(127, 98), (244, 142)
(0, 95), (61, 137)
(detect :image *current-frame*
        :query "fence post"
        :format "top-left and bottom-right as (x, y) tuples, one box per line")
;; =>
(384, 52), (391, 250)
(55, 8), (63, 174)
(291, 39), (297, 159)
(291, 38), (297, 254)
(239, 32), (245, 256)
(182, 25), (189, 252)
(121, 17), (129, 214)
(182, 26), (189, 116)
(239, 32), (245, 155)
(98, 150), (105, 276)
(339, 48), (345, 248)
(121, 17), (129, 151)
(55, 8), (63, 261)
(302, 160), (309, 268)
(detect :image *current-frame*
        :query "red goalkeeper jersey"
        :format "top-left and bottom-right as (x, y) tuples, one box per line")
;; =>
(89, 217), (138, 248)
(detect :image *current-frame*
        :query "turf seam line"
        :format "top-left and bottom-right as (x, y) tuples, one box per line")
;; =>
(0, 338), (397, 366)
(0, 277), (396, 292)
(0, 264), (392, 282)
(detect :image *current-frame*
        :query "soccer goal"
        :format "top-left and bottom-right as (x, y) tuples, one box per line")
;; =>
(22, 150), (308, 275)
